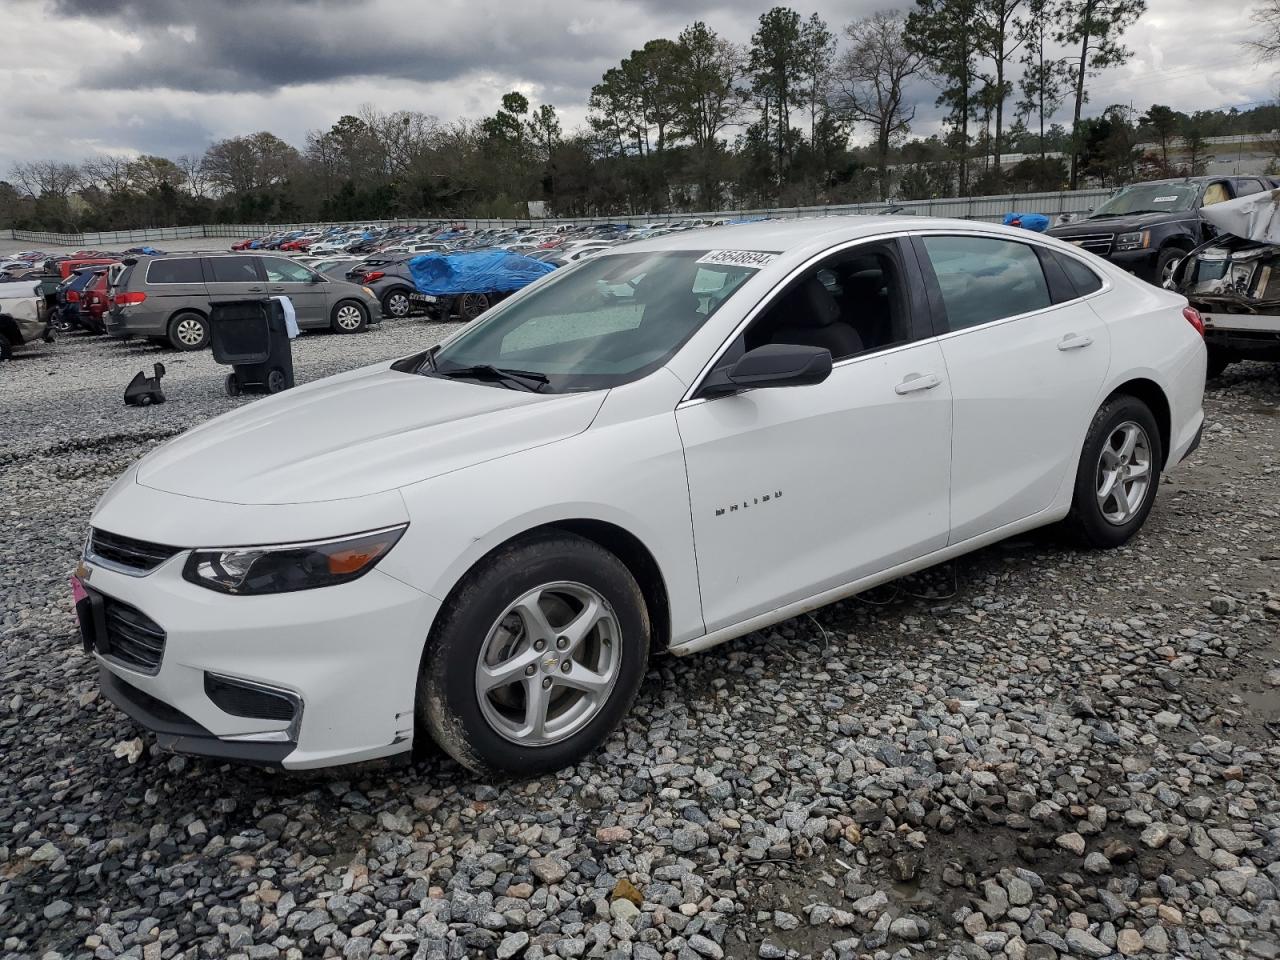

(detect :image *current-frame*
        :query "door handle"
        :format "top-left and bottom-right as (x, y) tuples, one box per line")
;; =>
(895, 372), (941, 395)
(1057, 333), (1093, 351)
(246, 286), (263, 292)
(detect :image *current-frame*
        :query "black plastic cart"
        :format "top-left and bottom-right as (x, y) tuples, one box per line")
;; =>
(209, 299), (295, 397)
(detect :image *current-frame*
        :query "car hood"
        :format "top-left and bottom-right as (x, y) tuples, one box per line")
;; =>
(1049, 211), (1186, 236)
(136, 364), (607, 505)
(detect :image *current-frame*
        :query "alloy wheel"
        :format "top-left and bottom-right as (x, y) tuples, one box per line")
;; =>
(176, 317), (205, 346)
(1095, 420), (1152, 525)
(474, 581), (621, 747)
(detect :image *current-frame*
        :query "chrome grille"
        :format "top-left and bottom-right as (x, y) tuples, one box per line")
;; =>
(89, 528), (180, 574)
(1064, 233), (1114, 255)
(102, 598), (166, 674)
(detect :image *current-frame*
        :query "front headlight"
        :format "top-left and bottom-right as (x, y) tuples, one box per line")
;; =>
(183, 525), (406, 595)
(1115, 231), (1149, 251)
(362, 286), (376, 298)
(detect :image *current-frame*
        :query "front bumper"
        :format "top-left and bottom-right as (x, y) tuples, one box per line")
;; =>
(1106, 247), (1160, 282)
(77, 544), (439, 770)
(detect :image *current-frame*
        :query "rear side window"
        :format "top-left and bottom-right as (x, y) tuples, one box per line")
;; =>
(1055, 253), (1104, 296)
(920, 235), (1051, 330)
(145, 258), (203, 284)
(1234, 178), (1265, 197)
(208, 257), (261, 283)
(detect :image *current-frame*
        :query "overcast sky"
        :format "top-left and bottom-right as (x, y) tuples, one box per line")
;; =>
(1, 0), (1274, 176)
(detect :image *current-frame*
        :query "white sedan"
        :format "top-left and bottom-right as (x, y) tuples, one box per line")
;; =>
(76, 217), (1206, 773)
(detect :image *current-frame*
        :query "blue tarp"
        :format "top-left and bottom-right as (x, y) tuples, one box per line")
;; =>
(409, 249), (557, 296)
(1003, 212), (1051, 232)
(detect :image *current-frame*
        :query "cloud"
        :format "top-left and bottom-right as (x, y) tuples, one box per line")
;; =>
(3, 0), (1276, 176)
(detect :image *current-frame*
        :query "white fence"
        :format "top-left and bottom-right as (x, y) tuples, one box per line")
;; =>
(5, 188), (1117, 248)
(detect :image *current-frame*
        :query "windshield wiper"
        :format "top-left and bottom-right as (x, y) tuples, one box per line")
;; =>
(436, 363), (549, 392)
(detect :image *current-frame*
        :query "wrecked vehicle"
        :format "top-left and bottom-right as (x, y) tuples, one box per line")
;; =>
(0, 279), (55, 360)
(1048, 176), (1271, 286)
(1170, 188), (1280, 378)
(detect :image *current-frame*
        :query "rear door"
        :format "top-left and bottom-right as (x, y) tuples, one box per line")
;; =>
(143, 257), (209, 328)
(912, 233), (1111, 544)
(259, 256), (328, 327)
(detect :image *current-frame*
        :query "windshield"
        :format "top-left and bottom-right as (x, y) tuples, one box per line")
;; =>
(1091, 183), (1198, 217)
(430, 250), (763, 392)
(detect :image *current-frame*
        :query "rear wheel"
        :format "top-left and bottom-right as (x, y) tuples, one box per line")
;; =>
(381, 288), (412, 319)
(167, 311), (209, 351)
(1063, 395), (1163, 549)
(419, 532), (650, 776)
(266, 368), (287, 393)
(331, 300), (368, 334)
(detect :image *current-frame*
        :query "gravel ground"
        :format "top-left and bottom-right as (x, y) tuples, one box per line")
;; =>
(2, 324), (1278, 960)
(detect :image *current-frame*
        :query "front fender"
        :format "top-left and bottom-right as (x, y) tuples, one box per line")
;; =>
(381, 405), (705, 646)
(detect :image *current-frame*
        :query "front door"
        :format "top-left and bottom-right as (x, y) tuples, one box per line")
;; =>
(259, 257), (328, 327)
(677, 240), (953, 633)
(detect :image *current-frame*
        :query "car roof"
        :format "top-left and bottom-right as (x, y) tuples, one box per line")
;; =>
(615, 214), (1004, 255)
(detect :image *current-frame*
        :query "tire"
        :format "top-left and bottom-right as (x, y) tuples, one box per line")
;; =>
(167, 311), (210, 351)
(0, 332), (11, 361)
(1155, 247), (1185, 287)
(455, 292), (490, 322)
(419, 531), (650, 776)
(331, 300), (368, 334)
(381, 288), (412, 319)
(1063, 395), (1164, 549)
(1205, 347), (1231, 380)
(266, 368), (287, 393)
(224, 374), (241, 397)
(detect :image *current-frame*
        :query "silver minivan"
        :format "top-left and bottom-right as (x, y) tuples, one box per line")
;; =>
(108, 254), (379, 350)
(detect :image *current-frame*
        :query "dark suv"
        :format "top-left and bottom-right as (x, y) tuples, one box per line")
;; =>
(1047, 175), (1272, 285)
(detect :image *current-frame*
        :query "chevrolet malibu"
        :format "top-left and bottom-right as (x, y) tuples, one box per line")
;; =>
(76, 217), (1206, 774)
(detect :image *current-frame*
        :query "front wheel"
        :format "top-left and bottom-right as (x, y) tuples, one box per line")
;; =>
(331, 300), (368, 334)
(455, 292), (490, 322)
(1063, 395), (1163, 549)
(1155, 247), (1184, 287)
(419, 532), (650, 776)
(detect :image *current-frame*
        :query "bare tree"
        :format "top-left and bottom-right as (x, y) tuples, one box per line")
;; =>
(1248, 0), (1280, 61)
(81, 155), (135, 194)
(176, 154), (212, 199)
(9, 160), (82, 199)
(833, 11), (927, 199)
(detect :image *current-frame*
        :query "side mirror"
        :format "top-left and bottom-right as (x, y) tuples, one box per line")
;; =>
(700, 343), (833, 397)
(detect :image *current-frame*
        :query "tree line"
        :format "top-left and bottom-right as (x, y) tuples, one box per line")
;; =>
(4, 0), (1276, 233)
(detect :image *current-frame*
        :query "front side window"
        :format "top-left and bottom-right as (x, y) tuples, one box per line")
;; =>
(921, 235), (1051, 331)
(430, 251), (761, 392)
(146, 258), (202, 284)
(262, 258), (316, 283)
(715, 241), (917, 374)
(1202, 182), (1230, 206)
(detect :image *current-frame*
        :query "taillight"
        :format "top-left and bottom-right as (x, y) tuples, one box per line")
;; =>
(115, 292), (147, 306)
(362, 271), (385, 282)
(1182, 306), (1205, 336)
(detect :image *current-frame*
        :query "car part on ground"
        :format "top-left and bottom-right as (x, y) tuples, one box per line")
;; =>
(123, 363), (167, 406)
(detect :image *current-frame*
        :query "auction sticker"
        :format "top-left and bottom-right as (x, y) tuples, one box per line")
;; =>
(1153, 195), (1179, 203)
(696, 250), (778, 268)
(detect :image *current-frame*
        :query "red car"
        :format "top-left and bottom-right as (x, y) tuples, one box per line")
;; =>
(79, 269), (112, 334)
(279, 236), (314, 251)
(230, 238), (257, 251)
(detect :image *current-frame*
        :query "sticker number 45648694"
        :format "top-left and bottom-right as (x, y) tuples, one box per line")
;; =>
(696, 250), (779, 268)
